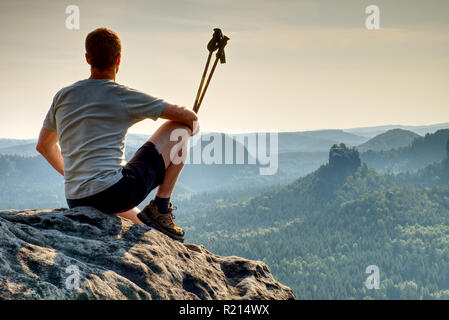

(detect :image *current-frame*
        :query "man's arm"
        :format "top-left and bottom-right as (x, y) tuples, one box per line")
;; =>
(36, 127), (64, 176)
(159, 104), (199, 136)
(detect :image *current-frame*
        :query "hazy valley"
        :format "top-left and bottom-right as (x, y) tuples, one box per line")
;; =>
(1, 122), (449, 299)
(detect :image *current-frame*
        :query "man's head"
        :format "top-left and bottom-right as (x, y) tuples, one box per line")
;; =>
(85, 28), (121, 73)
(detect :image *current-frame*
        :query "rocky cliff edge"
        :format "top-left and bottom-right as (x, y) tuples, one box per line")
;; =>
(0, 207), (295, 300)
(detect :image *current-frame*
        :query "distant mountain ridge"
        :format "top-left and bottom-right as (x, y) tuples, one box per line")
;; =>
(357, 129), (420, 152)
(0, 138), (35, 149)
(345, 122), (449, 138)
(0, 143), (38, 157)
(2, 122), (448, 156)
(274, 130), (367, 153)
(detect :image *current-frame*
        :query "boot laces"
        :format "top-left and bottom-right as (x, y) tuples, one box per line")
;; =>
(169, 203), (178, 219)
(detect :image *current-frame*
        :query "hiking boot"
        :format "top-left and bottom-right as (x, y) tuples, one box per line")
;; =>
(137, 200), (185, 242)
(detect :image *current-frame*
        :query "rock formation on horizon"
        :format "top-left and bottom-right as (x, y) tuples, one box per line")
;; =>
(0, 207), (295, 300)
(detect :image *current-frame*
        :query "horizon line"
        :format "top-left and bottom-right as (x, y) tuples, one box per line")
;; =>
(2, 121), (449, 140)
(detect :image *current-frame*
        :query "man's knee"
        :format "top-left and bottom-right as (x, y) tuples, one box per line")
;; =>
(164, 120), (190, 131)
(150, 121), (190, 167)
(152, 121), (190, 141)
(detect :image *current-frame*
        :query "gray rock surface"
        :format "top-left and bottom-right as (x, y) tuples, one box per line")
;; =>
(0, 207), (295, 300)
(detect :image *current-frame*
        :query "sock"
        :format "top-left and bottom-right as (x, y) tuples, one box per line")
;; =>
(154, 196), (171, 214)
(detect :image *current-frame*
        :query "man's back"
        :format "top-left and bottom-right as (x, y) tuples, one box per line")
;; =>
(43, 78), (166, 199)
(37, 27), (197, 237)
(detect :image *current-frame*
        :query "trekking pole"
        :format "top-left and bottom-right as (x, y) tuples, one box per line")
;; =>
(192, 28), (223, 113)
(194, 35), (230, 114)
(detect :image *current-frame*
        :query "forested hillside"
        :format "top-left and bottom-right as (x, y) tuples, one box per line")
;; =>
(1, 128), (449, 299)
(361, 129), (449, 173)
(178, 142), (449, 299)
(0, 155), (65, 209)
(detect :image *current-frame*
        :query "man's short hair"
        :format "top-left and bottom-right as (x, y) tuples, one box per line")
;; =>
(85, 28), (121, 71)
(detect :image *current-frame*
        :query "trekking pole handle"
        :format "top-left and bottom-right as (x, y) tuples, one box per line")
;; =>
(207, 28), (223, 53)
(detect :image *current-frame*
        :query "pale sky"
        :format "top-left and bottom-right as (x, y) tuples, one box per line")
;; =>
(0, 0), (448, 138)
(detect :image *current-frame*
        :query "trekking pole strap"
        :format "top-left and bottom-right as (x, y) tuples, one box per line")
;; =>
(216, 36), (230, 64)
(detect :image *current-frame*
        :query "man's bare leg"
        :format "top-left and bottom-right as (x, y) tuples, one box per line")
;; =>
(156, 162), (185, 198)
(149, 121), (190, 170)
(117, 120), (190, 224)
(150, 120), (190, 198)
(117, 161), (185, 224)
(117, 207), (143, 225)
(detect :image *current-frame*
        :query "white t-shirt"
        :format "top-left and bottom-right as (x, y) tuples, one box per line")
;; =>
(43, 79), (167, 199)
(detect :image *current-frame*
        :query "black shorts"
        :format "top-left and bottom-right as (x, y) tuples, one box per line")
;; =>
(66, 141), (166, 214)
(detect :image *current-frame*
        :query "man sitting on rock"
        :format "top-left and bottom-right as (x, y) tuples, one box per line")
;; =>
(36, 28), (199, 242)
